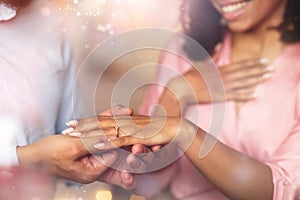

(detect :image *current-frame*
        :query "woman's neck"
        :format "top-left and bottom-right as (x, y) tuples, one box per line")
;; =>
(230, 0), (287, 63)
(231, 29), (285, 63)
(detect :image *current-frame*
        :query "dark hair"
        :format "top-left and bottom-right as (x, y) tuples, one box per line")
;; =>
(278, 0), (300, 43)
(0, 0), (32, 9)
(181, 0), (300, 60)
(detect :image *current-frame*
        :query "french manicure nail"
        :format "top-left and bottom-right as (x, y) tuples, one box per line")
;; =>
(102, 151), (117, 161)
(107, 136), (117, 142)
(259, 58), (269, 64)
(66, 120), (78, 126)
(251, 93), (258, 98)
(121, 107), (129, 112)
(68, 132), (82, 137)
(263, 73), (273, 79)
(62, 127), (74, 134)
(266, 65), (275, 71)
(94, 143), (106, 149)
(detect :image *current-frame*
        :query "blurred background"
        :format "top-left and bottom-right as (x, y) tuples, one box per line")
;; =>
(50, 0), (182, 199)
(53, 0), (182, 113)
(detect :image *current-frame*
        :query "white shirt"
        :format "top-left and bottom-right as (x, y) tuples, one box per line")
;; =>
(0, 0), (76, 166)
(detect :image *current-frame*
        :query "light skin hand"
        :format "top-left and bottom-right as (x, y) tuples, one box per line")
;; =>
(63, 110), (182, 193)
(15, 106), (132, 184)
(17, 134), (118, 184)
(63, 105), (140, 190)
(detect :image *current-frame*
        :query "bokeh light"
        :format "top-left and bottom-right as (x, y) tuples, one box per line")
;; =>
(95, 190), (112, 200)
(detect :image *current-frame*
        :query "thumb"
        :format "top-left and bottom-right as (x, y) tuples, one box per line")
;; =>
(97, 151), (119, 167)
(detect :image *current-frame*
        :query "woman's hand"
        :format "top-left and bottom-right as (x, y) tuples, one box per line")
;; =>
(157, 58), (272, 116)
(64, 115), (197, 151)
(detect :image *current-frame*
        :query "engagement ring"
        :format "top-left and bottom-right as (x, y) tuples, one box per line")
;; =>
(115, 126), (119, 137)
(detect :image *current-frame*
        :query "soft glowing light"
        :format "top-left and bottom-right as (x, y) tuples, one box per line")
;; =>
(125, 0), (151, 5)
(40, 6), (51, 16)
(95, 190), (112, 200)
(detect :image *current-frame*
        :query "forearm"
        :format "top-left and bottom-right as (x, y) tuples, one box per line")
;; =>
(183, 129), (273, 200)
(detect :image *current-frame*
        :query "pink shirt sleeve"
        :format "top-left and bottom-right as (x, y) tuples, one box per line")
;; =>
(266, 83), (300, 199)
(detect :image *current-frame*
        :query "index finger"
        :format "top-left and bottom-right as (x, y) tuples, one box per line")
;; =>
(222, 57), (269, 73)
(65, 105), (133, 129)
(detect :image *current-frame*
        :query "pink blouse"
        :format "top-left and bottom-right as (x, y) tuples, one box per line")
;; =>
(139, 34), (300, 199)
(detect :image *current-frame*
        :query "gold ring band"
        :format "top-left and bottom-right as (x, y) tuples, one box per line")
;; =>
(115, 126), (119, 137)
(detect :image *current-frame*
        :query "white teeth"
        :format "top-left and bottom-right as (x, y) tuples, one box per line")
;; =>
(222, 1), (247, 13)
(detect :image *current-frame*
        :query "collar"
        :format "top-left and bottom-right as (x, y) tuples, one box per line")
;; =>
(0, 3), (16, 22)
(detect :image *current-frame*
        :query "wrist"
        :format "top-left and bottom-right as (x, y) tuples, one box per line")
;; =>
(17, 144), (41, 167)
(175, 119), (198, 151)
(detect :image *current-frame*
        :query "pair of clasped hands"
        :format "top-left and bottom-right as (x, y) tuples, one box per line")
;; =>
(61, 105), (189, 191)
(59, 56), (272, 190)
(20, 57), (272, 193)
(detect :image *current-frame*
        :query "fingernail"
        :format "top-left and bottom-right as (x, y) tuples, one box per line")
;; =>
(136, 145), (143, 153)
(121, 107), (129, 112)
(122, 172), (130, 179)
(66, 120), (78, 126)
(62, 128), (74, 134)
(263, 73), (273, 79)
(112, 102), (121, 107)
(94, 143), (106, 149)
(68, 132), (82, 137)
(102, 151), (117, 161)
(127, 154), (136, 162)
(266, 65), (275, 71)
(251, 93), (258, 98)
(107, 136), (117, 142)
(259, 58), (268, 64)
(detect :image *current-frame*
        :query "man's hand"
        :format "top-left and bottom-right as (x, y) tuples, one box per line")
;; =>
(17, 134), (118, 183)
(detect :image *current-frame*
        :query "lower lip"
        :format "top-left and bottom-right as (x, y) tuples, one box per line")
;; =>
(221, 2), (250, 21)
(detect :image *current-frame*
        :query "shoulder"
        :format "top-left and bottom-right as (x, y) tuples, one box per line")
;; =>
(276, 42), (300, 76)
(158, 33), (195, 74)
(281, 42), (300, 65)
(11, 0), (65, 37)
(19, 0), (63, 23)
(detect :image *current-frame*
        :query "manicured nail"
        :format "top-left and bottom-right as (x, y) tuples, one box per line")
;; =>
(68, 132), (82, 137)
(102, 151), (117, 161)
(263, 73), (273, 79)
(107, 136), (117, 142)
(94, 143), (106, 149)
(121, 107), (129, 111)
(266, 65), (275, 71)
(127, 155), (139, 167)
(66, 120), (78, 126)
(62, 128), (74, 134)
(259, 58), (268, 64)
(251, 93), (258, 98)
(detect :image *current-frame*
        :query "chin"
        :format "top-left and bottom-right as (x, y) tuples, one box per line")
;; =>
(227, 20), (255, 33)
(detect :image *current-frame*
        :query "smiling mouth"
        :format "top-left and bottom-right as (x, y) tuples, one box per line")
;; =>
(220, 0), (251, 13)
